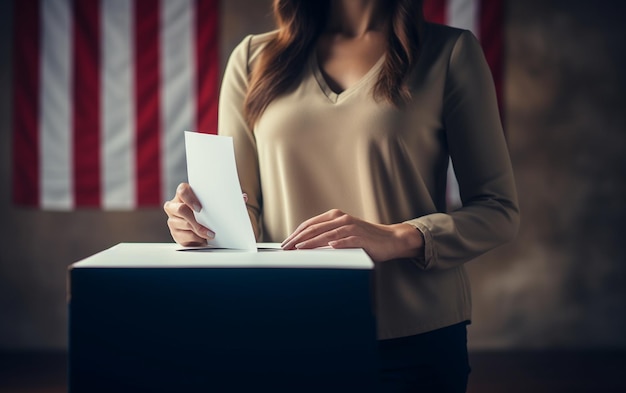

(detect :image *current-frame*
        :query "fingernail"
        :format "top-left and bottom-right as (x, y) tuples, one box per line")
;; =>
(207, 230), (215, 239)
(193, 203), (201, 213)
(295, 243), (303, 249)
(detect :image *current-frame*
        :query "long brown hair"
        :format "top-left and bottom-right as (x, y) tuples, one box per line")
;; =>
(244, 0), (424, 127)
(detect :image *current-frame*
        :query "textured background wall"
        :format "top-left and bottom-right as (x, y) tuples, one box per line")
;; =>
(1, 0), (624, 350)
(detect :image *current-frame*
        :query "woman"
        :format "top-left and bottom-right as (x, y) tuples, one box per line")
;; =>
(164, 0), (519, 391)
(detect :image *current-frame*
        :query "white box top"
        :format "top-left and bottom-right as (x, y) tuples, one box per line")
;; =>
(71, 243), (373, 270)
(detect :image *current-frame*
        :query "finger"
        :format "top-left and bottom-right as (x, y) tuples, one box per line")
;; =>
(281, 209), (344, 247)
(281, 209), (339, 246)
(293, 224), (355, 250)
(283, 218), (347, 250)
(164, 200), (195, 223)
(171, 228), (209, 247)
(168, 216), (210, 245)
(330, 236), (386, 262)
(294, 212), (353, 247)
(175, 183), (202, 213)
(243, 193), (248, 203)
(328, 236), (363, 250)
(285, 212), (353, 249)
(328, 236), (379, 260)
(281, 219), (316, 248)
(167, 211), (215, 240)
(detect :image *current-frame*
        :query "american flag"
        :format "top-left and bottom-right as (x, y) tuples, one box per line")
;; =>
(12, 0), (219, 209)
(12, 0), (502, 210)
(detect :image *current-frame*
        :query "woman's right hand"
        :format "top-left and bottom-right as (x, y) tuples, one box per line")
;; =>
(163, 183), (215, 247)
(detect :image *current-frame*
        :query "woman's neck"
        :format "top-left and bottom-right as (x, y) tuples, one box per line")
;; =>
(326, 0), (386, 37)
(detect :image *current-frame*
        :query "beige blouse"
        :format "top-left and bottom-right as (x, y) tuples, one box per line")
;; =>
(218, 23), (520, 340)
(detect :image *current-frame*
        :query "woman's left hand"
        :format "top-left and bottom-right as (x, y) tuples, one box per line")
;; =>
(281, 209), (425, 263)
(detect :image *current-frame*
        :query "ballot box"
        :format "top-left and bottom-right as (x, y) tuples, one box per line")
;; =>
(68, 243), (378, 392)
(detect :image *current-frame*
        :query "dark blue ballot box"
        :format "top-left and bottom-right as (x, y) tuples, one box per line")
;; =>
(68, 243), (378, 392)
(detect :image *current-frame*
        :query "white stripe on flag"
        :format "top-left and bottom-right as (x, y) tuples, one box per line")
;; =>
(102, 0), (135, 209)
(161, 0), (195, 202)
(40, 0), (72, 209)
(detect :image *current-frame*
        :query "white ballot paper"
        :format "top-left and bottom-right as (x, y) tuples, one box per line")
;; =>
(184, 131), (257, 251)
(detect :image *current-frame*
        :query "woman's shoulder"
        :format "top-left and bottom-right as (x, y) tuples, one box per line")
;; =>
(248, 30), (279, 51)
(230, 30), (279, 70)
(424, 22), (466, 39)
(422, 22), (472, 50)
(420, 22), (482, 64)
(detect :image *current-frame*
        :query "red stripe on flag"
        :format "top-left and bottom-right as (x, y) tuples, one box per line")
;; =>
(423, 0), (447, 24)
(134, 0), (162, 205)
(12, 0), (41, 207)
(73, 0), (102, 206)
(195, 0), (219, 134)
(480, 0), (505, 113)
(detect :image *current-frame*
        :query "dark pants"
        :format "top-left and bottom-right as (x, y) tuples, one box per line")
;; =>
(378, 322), (470, 393)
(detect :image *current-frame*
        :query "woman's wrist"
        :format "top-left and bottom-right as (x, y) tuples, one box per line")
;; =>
(392, 223), (425, 261)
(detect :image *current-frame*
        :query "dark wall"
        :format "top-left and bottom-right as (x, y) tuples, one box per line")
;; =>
(472, 0), (626, 348)
(0, 0), (624, 350)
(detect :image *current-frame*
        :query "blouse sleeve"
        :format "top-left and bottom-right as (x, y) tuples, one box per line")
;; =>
(405, 30), (520, 270)
(218, 35), (263, 240)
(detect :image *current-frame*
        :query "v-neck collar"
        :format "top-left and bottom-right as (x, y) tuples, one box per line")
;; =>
(309, 52), (385, 104)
